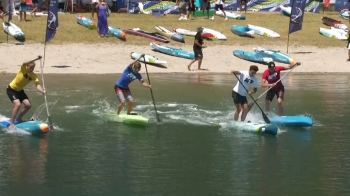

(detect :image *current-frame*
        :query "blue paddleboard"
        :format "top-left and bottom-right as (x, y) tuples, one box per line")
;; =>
(269, 116), (313, 127)
(0, 118), (49, 134)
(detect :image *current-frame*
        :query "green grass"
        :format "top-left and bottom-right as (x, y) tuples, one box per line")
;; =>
(1, 11), (348, 47)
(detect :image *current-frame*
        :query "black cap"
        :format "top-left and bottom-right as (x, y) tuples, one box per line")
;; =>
(267, 62), (275, 69)
(197, 27), (204, 32)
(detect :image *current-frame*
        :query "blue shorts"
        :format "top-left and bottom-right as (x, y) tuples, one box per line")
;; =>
(19, 3), (27, 11)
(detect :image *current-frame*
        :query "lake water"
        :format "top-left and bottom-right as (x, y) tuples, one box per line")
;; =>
(0, 73), (349, 195)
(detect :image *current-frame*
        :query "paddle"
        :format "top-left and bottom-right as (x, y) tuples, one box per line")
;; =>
(143, 57), (162, 123)
(39, 58), (54, 130)
(247, 64), (297, 112)
(233, 73), (270, 123)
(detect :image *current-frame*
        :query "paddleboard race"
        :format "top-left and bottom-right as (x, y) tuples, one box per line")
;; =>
(0, 0), (349, 194)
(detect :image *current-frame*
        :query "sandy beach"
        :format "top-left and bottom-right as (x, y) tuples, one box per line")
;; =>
(0, 43), (349, 74)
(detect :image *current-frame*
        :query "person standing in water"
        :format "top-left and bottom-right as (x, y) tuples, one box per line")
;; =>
(261, 61), (301, 116)
(231, 65), (259, 121)
(6, 56), (46, 127)
(187, 27), (207, 71)
(115, 54), (151, 115)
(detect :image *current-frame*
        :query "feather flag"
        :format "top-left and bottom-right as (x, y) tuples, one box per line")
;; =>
(45, 0), (59, 42)
(288, 0), (306, 34)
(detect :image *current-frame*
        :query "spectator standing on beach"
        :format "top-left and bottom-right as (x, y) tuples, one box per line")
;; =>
(187, 0), (196, 20)
(240, 0), (247, 14)
(187, 27), (206, 71)
(201, 0), (210, 19)
(176, 0), (189, 20)
(210, 0), (227, 20)
(96, 0), (108, 37)
(91, 0), (99, 20)
(30, 0), (39, 17)
(18, 0), (27, 22)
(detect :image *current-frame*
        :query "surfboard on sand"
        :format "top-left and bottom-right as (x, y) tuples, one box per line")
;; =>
(104, 112), (149, 126)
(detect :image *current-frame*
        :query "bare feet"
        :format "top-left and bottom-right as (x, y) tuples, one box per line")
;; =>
(187, 65), (191, 71)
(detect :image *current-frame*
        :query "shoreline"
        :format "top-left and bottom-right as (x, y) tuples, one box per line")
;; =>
(1, 43), (349, 74)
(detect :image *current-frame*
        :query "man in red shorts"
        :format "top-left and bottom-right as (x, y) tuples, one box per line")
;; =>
(261, 61), (301, 116)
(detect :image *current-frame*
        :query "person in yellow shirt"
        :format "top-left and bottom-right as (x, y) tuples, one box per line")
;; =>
(6, 56), (46, 127)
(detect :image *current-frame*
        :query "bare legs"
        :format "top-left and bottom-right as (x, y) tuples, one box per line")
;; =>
(265, 98), (283, 116)
(10, 99), (32, 126)
(234, 103), (248, 121)
(187, 57), (203, 71)
(117, 100), (134, 115)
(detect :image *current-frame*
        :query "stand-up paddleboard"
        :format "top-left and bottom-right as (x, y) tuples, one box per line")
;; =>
(0, 118), (49, 134)
(319, 27), (347, 40)
(269, 116), (313, 127)
(247, 24), (280, 38)
(107, 26), (126, 40)
(339, 9), (349, 20)
(215, 10), (245, 20)
(202, 27), (226, 40)
(2, 22), (25, 42)
(76, 15), (96, 30)
(150, 42), (195, 59)
(321, 16), (348, 30)
(253, 47), (295, 65)
(213, 121), (278, 136)
(280, 5), (291, 16)
(231, 25), (254, 37)
(124, 28), (169, 43)
(130, 52), (167, 68)
(172, 28), (213, 38)
(233, 49), (273, 65)
(155, 25), (185, 43)
(104, 112), (149, 126)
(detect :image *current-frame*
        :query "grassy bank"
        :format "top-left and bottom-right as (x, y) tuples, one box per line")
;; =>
(0, 11), (348, 47)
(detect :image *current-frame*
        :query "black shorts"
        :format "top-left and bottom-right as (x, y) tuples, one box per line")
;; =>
(214, 4), (224, 11)
(201, 1), (210, 10)
(194, 49), (203, 58)
(266, 86), (284, 102)
(232, 91), (248, 105)
(6, 86), (29, 103)
(188, 2), (196, 11)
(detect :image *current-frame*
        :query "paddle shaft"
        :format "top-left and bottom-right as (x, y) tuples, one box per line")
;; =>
(40, 57), (53, 129)
(233, 73), (270, 123)
(248, 65), (297, 112)
(143, 58), (161, 123)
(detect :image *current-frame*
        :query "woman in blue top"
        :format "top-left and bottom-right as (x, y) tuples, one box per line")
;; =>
(114, 54), (151, 115)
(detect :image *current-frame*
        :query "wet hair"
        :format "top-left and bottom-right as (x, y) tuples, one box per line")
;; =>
(249, 65), (259, 72)
(132, 62), (141, 71)
(267, 62), (275, 69)
(27, 62), (36, 67)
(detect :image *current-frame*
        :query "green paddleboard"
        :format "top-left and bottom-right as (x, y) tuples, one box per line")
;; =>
(104, 112), (149, 125)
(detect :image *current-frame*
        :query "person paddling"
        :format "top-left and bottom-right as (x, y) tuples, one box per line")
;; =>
(261, 61), (301, 116)
(231, 65), (259, 121)
(7, 56), (46, 127)
(115, 54), (151, 115)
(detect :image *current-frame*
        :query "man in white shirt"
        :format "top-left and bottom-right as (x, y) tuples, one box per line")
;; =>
(210, 0), (228, 20)
(231, 65), (259, 121)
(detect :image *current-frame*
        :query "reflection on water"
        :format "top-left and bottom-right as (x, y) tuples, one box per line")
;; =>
(0, 73), (349, 195)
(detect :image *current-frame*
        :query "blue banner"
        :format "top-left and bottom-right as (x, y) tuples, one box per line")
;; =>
(45, 0), (59, 42)
(288, 0), (306, 34)
(335, 0), (348, 11)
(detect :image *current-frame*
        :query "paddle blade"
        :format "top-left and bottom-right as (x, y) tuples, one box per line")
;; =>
(262, 112), (270, 123)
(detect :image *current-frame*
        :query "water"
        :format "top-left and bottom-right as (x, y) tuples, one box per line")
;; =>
(0, 73), (349, 195)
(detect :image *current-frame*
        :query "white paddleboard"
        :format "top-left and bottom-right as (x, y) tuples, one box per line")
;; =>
(202, 27), (226, 40)
(173, 28), (197, 36)
(247, 24), (280, 38)
(2, 22), (25, 42)
(130, 52), (167, 66)
(215, 10), (243, 19)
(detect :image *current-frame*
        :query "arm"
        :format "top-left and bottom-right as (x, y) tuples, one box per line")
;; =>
(283, 62), (301, 70)
(36, 84), (46, 94)
(129, 54), (145, 67)
(230, 70), (241, 75)
(23, 56), (42, 66)
(140, 79), (151, 88)
(248, 88), (257, 95)
(194, 38), (205, 48)
(261, 78), (276, 88)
